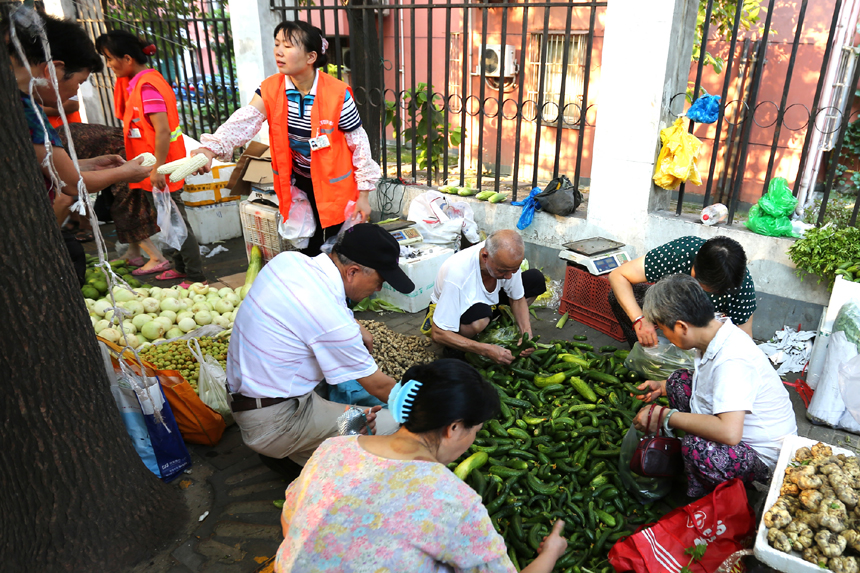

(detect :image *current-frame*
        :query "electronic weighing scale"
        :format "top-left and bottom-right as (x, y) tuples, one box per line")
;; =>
(558, 237), (632, 276)
(377, 219), (425, 246)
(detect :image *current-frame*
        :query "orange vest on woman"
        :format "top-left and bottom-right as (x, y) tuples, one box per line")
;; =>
(114, 70), (186, 192)
(48, 111), (81, 129)
(260, 71), (359, 228)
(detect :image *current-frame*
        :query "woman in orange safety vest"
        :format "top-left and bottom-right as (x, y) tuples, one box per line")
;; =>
(193, 20), (381, 255)
(97, 30), (205, 285)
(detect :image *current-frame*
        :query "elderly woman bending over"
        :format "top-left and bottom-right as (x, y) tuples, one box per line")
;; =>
(275, 358), (568, 572)
(632, 274), (796, 497)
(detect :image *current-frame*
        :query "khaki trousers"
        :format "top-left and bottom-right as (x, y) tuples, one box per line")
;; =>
(232, 390), (398, 465)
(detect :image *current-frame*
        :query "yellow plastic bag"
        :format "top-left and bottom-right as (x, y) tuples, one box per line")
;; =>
(653, 118), (703, 190)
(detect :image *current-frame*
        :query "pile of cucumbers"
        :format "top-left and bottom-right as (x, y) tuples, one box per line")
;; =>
(836, 261), (860, 283)
(438, 184), (507, 203)
(452, 334), (669, 573)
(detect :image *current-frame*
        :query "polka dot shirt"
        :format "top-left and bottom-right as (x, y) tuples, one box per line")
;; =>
(644, 236), (757, 325)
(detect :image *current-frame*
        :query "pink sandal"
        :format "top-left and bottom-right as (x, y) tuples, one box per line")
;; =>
(132, 260), (172, 276)
(178, 281), (208, 289)
(156, 269), (187, 281)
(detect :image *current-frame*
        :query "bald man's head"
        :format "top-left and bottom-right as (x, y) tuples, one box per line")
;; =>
(482, 230), (525, 280)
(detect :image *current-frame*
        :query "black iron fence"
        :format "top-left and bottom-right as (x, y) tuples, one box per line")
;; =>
(674, 0), (860, 226)
(76, 0), (242, 142)
(271, 0), (606, 201)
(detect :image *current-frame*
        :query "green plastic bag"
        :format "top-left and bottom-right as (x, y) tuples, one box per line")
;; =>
(759, 177), (798, 217)
(745, 204), (797, 237)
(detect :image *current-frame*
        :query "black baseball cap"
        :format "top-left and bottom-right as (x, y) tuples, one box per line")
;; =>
(336, 224), (415, 294)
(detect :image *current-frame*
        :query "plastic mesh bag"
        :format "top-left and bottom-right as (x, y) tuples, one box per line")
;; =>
(619, 424), (673, 502)
(188, 338), (233, 426)
(835, 301), (860, 352)
(624, 341), (695, 380)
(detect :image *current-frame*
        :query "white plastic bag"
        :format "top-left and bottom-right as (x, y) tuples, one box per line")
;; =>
(277, 184), (316, 249)
(188, 338), (234, 426)
(153, 189), (188, 251)
(839, 354), (860, 433)
(407, 191), (462, 250)
(807, 331), (857, 428)
(320, 200), (359, 255)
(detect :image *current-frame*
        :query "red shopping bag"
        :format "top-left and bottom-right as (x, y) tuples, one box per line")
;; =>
(608, 479), (755, 573)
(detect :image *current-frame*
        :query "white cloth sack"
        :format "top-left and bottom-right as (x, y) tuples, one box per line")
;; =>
(807, 331), (858, 428)
(839, 354), (860, 433)
(278, 185), (315, 249)
(407, 191), (479, 249)
(153, 189), (188, 251)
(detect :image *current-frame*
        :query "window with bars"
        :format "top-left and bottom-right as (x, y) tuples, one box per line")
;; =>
(525, 32), (587, 128)
(449, 32), (462, 100)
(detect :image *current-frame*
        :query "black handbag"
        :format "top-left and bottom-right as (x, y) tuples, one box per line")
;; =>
(535, 175), (582, 216)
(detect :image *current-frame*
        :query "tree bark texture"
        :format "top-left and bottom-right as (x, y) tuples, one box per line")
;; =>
(0, 37), (186, 571)
(347, 0), (383, 162)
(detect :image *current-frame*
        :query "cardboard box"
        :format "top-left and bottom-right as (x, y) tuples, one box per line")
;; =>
(375, 245), (454, 313)
(225, 141), (273, 197)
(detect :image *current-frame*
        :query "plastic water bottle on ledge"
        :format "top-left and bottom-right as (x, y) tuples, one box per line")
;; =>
(701, 203), (728, 226)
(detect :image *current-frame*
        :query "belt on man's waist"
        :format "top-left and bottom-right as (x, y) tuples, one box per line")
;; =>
(230, 393), (292, 412)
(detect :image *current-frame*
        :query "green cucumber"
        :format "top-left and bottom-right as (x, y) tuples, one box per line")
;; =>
(453, 451), (488, 480)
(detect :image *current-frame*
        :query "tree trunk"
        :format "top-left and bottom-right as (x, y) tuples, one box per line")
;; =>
(346, 0), (383, 163)
(0, 36), (186, 571)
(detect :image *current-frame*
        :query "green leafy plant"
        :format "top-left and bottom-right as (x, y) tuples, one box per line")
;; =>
(802, 194), (856, 229)
(679, 541), (708, 573)
(384, 83), (463, 180)
(788, 225), (860, 287)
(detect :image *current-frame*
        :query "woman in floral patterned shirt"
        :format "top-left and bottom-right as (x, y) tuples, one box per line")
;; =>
(275, 359), (567, 573)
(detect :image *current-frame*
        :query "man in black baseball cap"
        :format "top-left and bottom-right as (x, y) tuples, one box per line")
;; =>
(225, 223), (414, 480)
(332, 223), (415, 296)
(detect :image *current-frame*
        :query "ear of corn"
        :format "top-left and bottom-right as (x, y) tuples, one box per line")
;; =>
(488, 193), (507, 203)
(168, 154), (209, 183)
(133, 152), (157, 167)
(156, 157), (189, 175)
(476, 190), (495, 201)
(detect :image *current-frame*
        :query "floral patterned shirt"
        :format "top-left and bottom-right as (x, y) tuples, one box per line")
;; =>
(275, 436), (515, 573)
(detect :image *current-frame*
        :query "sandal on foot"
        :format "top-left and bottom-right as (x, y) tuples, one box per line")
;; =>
(125, 256), (146, 267)
(156, 269), (187, 281)
(178, 280), (208, 289)
(132, 260), (172, 276)
(75, 230), (94, 243)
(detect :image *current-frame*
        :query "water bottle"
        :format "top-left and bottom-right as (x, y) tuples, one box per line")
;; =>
(700, 203), (728, 226)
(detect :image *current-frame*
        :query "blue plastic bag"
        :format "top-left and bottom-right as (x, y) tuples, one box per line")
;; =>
(511, 187), (542, 230)
(687, 95), (721, 124)
(328, 379), (387, 408)
(102, 343), (192, 482)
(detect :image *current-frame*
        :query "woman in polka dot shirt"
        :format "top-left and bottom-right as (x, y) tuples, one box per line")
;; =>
(608, 236), (756, 347)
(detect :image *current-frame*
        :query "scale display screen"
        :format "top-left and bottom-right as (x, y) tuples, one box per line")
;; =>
(593, 256), (619, 273)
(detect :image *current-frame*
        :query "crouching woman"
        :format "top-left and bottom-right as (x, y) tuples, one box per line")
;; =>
(275, 358), (568, 572)
(632, 274), (797, 497)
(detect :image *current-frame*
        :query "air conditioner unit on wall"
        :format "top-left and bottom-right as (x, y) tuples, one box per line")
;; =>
(483, 45), (517, 78)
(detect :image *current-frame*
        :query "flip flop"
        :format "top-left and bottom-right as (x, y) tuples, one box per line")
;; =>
(75, 230), (94, 243)
(156, 269), (187, 281)
(132, 260), (172, 276)
(111, 257), (146, 267)
(178, 280), (208, 289)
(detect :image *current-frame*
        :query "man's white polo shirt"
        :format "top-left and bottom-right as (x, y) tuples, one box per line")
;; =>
(226, 251), (377, 399)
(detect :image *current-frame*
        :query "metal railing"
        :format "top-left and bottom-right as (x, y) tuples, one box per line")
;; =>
(76, 0), (242, 142)
(673, 0), (859, 226)
(270, 0), (606, 201)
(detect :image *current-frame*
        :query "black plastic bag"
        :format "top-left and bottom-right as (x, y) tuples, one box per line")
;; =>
(536, 175), (582, 216)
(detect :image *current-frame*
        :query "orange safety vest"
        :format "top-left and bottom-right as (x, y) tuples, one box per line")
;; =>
(114, 70), (186, 192)
(48, 110), (81, 129)
(260, 71), (359, 228)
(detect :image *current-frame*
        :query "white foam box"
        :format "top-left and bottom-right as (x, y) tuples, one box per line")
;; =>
(186, 201), (242, 245)
(374, 245), (454, 313)
(753, 434), (854, 572)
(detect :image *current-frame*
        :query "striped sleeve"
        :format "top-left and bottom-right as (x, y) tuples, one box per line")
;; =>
(308, 321), (377, 385)
(339, 91), (362, 132)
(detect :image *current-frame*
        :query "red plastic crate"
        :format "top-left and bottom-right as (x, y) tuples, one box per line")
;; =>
(559, 264), (626, 342)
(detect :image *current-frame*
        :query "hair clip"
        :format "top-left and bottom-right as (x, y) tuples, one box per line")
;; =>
(320, 37), (328, 55)
(142, 44), (156, 56)
(388, 379), (422, 424)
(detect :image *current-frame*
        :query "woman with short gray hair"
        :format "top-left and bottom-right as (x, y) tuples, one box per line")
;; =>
(631, 274), (796, 497)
